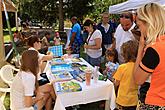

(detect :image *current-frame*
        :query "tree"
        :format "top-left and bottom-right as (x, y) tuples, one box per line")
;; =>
(59, 0), (64, 31)
(12, 0), (93, 29)
(64, 0), (94, 22)
(13, 0), (59, 27)
(12, 0), (127, 30)
(88, 0), (128, 22)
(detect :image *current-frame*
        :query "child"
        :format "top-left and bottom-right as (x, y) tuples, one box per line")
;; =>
(113, 40), (139, 110)
(54, 32), (61, 45)
(103, 48), (119, 81)
(42, 32), (51, 47)
(62, 47), (73, 59)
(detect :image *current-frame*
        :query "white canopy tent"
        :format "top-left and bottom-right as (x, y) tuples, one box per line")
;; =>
(109, 0), (165, 14)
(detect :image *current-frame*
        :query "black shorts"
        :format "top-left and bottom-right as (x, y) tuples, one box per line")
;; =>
(38, 73), (50, 86)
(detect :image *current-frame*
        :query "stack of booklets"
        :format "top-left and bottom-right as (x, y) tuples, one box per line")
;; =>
(71, 58), (82, 63)
(51, 58), (67, 65)
(79, 65), (88, 72)
(52, 71), (73, 82)
(70, 70), (85, 82)
(51, 64), (73, 72)
(56, 80), (82, 92)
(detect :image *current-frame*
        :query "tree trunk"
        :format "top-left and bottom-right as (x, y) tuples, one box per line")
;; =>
(59, 0), (64, 31)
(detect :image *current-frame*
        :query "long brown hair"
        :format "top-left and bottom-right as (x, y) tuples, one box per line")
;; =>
(20, 50), (39, 86)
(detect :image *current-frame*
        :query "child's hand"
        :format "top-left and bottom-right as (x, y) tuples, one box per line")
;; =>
(47, 51), (53, 55)
(84, 44), (89, 49)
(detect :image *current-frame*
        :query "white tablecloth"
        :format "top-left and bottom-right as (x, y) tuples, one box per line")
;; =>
(45, 58), (116, 110)
(54, 80), (116, 110)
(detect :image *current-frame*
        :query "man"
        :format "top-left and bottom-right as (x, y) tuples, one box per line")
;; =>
(42, 32), (52, 47)
(40, 32), (51, 54)
(113, 12), (136, 64)
(68, 16), (82, 54)
(97, 12), (115, 56)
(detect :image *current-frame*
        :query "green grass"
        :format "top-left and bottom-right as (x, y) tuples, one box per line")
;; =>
(3, 27), (22, 43)
(3, 27), (21, 32)
(4, 35), (11, 43)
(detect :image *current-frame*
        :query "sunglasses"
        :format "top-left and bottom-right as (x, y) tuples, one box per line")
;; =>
(120, 14), (130, 19)
(37, 40), (42, 43)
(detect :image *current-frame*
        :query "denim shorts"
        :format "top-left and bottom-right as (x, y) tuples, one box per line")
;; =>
(33, 104), (38, 110)
(86, 54), (101, 66)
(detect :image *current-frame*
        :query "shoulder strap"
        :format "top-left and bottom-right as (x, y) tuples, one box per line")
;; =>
(87, 30), (95, 45)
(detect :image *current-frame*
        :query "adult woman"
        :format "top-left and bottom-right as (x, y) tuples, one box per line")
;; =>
(10, 50), (46, 110)
(28, 35), (53, 62)
(28, 36), (56, 109)
(133, 3), (165, 109)
(83, 19), (102, 66)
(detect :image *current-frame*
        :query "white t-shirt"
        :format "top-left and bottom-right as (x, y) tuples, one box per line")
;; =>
(10, 71), (35, 109)
(114, 23), (136, 64)
(86, 29), (102, 58)
(28, 47), (45, 61)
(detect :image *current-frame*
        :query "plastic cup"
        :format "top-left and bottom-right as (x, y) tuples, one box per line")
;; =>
(85, 68), (92, 86)
(93, 66), (99, 83)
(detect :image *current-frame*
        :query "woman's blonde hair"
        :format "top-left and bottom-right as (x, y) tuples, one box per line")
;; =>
(137, 3), (165, 44)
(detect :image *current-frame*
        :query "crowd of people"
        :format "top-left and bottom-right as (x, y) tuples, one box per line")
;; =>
(9, 2), (165, 110)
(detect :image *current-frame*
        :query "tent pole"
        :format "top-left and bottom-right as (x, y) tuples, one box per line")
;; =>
(2, 0), (18, 56)
(0, 0), (6, 67)
(15, 12), (18, 30)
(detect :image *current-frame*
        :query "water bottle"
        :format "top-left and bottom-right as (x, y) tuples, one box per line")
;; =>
(84, 43), (87, 53)
(93, 66), (99, 83)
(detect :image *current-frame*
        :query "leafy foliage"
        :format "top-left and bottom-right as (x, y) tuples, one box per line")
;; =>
(87, 0), (128, 22)
(20, 0), (58, 26)
(64, 0), (94, 22)
(10, 0), (127, 28)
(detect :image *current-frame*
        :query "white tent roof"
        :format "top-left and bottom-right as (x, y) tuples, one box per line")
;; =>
(109, 0), (165, 14)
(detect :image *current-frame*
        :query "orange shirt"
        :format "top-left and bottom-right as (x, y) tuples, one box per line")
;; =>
(140, 35), (165, 106)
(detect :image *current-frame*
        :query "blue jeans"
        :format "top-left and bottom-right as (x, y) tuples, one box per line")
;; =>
(33, 104), (38, 110)
(86, 54), (101, 66)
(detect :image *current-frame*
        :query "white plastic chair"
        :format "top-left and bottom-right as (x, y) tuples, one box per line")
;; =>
(0, 87), (10, 110)
(0, 99), (6, 110)
(0, 65), (19, 87)
(0, 87), (10, 106)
